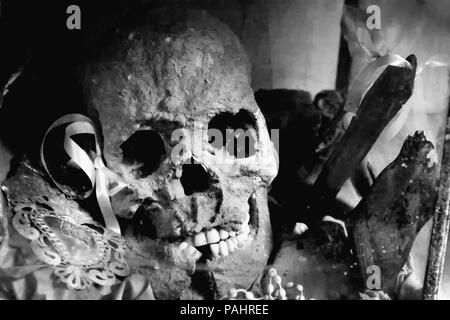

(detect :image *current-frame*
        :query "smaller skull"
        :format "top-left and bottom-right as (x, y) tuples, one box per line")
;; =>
(82, 7), (278, 299)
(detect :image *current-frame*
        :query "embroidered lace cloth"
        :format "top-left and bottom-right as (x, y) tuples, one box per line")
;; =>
(0, 161), (153, 299)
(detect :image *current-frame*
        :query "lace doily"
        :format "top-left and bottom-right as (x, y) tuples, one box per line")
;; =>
(2, 162), (129, 290)
(9, 194), (129, 289)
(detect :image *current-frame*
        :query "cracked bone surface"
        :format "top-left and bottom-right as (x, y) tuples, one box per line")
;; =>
(82, 7), (278, 299)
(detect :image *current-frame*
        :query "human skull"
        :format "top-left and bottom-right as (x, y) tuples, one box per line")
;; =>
(82, 8), (278, 299)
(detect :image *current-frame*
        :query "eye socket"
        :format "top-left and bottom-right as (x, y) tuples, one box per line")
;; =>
(207, 109), (257, 158)
(120, 130), (166, 178)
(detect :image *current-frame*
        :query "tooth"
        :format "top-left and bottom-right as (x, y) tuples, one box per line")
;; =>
(206, 229), (220, 244)
(226, 239), (235, 253)
(179, 242), (189, 250)
(194, 232), (207, 247)
(229, 231), (236, 237)
(210, 243), (220, 257)
(237, 234), (247, 247)
(219, 230), (229, 240)
(242, 223), (250, 235)
(227, 237), (238, 250)
(194, 224), (203, 233)
(186, 245), (201, 259)
(219, 241), (229, 256)
(193, 250), (202, 260)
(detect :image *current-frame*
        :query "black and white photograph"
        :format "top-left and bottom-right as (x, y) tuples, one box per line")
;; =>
(1, 0), (450, 306)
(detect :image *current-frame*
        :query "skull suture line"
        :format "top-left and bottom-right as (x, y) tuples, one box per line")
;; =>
(82, 9), (278, 299)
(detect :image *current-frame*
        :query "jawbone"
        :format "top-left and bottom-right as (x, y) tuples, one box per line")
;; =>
(123, 187), (272, 300)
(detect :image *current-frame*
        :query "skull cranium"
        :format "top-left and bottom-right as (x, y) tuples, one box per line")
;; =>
(82, 8), (278, 299)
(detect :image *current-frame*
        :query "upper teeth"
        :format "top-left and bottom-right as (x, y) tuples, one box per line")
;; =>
(219, 230), (229, 240)
(193, 232), (208, 247)
(206, 229), (221, 243)
(241, 223), (251, 235)
(191, 224), (251, 258)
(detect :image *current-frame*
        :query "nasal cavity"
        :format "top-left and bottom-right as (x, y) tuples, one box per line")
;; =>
(180, 158), (211, 196)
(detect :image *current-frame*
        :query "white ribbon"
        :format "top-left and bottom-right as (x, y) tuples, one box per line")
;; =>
(40, 114), (126, 235)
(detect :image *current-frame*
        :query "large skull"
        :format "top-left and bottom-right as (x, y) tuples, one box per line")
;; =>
(82, 8), (278, 299)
